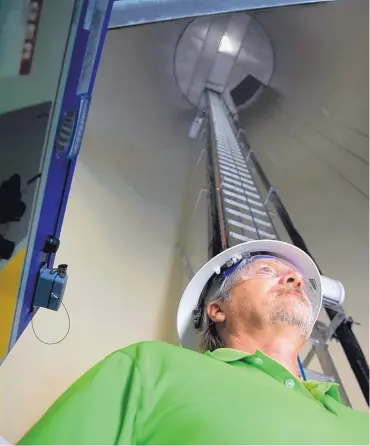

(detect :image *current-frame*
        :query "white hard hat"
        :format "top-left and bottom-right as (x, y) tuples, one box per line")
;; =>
(177, 240), (322, 350)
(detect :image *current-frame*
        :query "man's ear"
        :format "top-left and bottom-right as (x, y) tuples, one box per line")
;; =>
(206, 301), (226, 323)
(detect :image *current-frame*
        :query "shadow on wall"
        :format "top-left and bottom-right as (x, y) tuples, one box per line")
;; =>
(155, 174), (195, 344)
(156, 246), (186, 344)
(156, 136), (209, 345)
(241, 86), (283, 128)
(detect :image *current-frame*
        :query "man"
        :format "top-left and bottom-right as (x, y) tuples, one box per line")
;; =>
(19, 240), (368, 445)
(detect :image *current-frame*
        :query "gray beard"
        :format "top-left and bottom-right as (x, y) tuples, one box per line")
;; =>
(269, 307), (314, 338)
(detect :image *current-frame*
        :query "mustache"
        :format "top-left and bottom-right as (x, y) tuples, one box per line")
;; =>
(276, 286), (303, 296)
(275, 286), (311, 305)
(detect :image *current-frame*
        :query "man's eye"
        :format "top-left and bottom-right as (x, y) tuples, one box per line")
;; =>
(259, 266), (275, 274)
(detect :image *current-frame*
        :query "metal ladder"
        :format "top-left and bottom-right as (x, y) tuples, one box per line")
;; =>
(205, 88), (360, 406)
(208, 90), (278, 246)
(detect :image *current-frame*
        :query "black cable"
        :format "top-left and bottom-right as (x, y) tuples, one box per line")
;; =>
(31, 300), (71, 345)
(27, 173), (42, 186)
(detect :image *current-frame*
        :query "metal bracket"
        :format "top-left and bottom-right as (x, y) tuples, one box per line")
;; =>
(244, 148), (253, 163)
(264, 186), (278, 207)
(188, 149), (206, 185)
(314, 312), (351, 344)
(302, 347), (316, 368)
(325, 311), (348, 341)
(267, 210), (277, 223)
(304, 369), (336, 383)
(188, 115), (206, 140)
(188, 188), (209, 226)
(177, 244), (195, 280)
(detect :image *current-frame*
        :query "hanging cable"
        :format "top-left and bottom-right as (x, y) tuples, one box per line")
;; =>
(297, 355), (307, 381)
(31, 299), (71, 345)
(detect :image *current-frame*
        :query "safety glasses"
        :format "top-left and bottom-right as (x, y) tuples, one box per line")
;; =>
(193, 252), (318, 329)
(217, 254), (305, 297)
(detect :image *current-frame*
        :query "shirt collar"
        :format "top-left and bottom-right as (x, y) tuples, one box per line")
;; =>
(205, 348), (341, 403)
(205, 348), (251, 363)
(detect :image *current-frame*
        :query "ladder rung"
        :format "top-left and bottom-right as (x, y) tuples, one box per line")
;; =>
(304, 369), (336, 382)
(217, 153), (236, 163)
(229, 163), (250, 175)
(225, 202), (272, 228)
(217, 152), (246, 169)
(217, 149), (244, 162)
(228, 219), (277, 239)
(220, 175), (258, 193)
(221, 182), (244, 194)
(228, 219), (257, 235)
(249, 206), (268, 216)
(223, 189), (247, 202)
(218, 154), (247, 169)
(217, 146), (241, 156)
(220, 169), (254, 186)
(218, 155), (249, 172)
(220, 169), (242, 182)
(219, 163), (250, 178)
(229, 232), (253, 242)
(222, 182), (259, 200)
(218, 160), (251, 177)
(218, 163), (252, 180)
(238, 173), (254, 184)
(215, 138), (232, 147)
(215, 141), (242, 154)
(223, 190), (264, 209)
(247, 198), (265, 209)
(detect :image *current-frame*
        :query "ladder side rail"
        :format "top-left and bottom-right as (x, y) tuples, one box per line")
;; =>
(206, 93), (229, 254)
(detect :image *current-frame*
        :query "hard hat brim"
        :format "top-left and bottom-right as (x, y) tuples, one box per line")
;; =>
(177, 240), (322, 350)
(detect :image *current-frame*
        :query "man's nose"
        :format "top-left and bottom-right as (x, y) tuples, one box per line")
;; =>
(280, 270), (303, 288)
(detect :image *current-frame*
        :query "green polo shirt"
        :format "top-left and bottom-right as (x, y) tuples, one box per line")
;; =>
(19, 341), (369, 445)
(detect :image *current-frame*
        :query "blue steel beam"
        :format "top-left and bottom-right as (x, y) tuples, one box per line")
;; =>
(109, 0), (334, 28)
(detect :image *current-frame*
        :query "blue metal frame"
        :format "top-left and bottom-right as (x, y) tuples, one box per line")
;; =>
(8, 0), (114, 352)
(109, 0), (334, 28)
